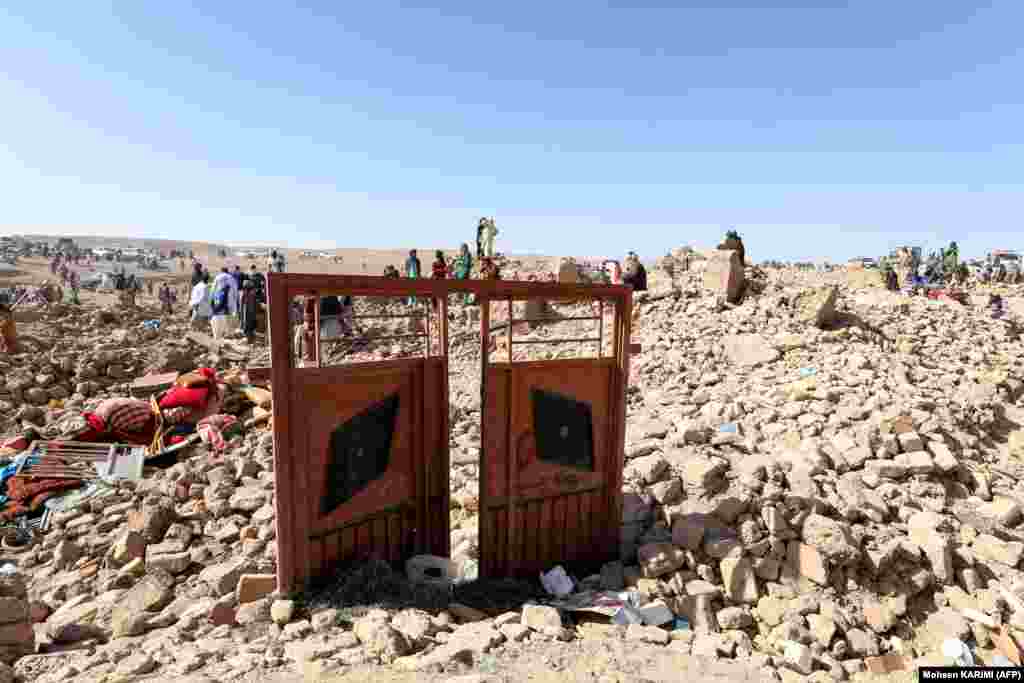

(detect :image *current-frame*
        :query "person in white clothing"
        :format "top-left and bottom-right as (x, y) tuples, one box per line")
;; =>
(210, 267), (238, 339)
(189, 273), (213, 331)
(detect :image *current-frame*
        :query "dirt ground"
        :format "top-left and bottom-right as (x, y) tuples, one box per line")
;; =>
(249, 639), (775, 683)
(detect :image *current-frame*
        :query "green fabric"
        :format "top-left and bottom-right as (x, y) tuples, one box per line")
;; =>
(455, 254), (472, 279)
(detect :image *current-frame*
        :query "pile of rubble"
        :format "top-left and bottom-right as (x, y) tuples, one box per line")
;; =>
(2, 254), (1024, 682)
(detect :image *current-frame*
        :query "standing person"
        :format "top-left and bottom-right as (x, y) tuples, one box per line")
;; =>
(319, 294), (344, 339)
(431, 250), (447, 310)
(268, 250), (278, 276)
(147, 280), (154, 297)
(248, 264), (266, 303)
(239, 280), (259, 345)
(158, 283), (174, 314)
(340, 294), (355, 336)
(293, 296), (317, 367)
(404, 249), (421, 306)
(210, 267), (238, 339)
(231, 264), (245, 312)
(431, 250), (447, 279)
(68, 271), (81, 304)
(476, 219), (486, 261)
(189, 273), (212, 331)
(454, 243), (473, 304)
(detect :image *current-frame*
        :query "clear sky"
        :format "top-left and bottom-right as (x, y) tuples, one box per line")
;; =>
(1, 2), (1021, 261)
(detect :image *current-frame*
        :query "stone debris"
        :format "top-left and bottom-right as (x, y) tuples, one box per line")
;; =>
(3, 246), (1024, 680)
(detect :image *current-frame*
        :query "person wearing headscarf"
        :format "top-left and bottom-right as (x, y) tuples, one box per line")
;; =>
(454, 243), (473, 304)
(431, 250), (447, 279)
(454, 244), (473, 280)
(210, 267), (238, 339)
(431, 250), (447, 310)
(404, 249), (421, 306)
(240, 280), (260, 344)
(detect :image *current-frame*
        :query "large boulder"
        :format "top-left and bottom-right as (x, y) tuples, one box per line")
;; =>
(794, 286), (839, 328)
(703, 250), (745, 303)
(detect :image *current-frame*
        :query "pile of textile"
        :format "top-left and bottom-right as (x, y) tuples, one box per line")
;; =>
(62, 368), (224, 451)
(0, 367), (254, 527)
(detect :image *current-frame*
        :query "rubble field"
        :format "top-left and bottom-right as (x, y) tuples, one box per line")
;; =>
(3, 252), (1024, 683)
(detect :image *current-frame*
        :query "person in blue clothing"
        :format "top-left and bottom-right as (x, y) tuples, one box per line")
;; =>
(405, 249), (421, 306)
(231, 264), (245, 312)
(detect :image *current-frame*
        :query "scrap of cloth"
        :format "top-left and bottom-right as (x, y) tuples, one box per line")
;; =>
(196, 414), (238, 452)
(87, 399), (156, 445)
(4, 476), (81, 504)
(159, 368), (218, 411)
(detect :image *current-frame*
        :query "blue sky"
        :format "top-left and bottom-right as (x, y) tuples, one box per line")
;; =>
(1, 2), (1021, 261)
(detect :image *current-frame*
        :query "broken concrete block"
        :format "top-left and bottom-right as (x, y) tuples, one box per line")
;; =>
(720, 556), (759, 604)
(638, 543), (687, 578)
(978, 498), (1023, 527)
(788, 541), (829, 585)
(973, 534), (1024, 568)
(702, 250), (744, 303)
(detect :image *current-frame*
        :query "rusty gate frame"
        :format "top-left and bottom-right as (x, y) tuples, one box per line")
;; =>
(477, 288), (633, 578)
(265, 273), (633, 594)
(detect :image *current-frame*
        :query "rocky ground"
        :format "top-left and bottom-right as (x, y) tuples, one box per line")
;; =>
(3, 253), (1024, 682)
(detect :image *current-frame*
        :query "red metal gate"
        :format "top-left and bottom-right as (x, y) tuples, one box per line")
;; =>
(266, 274), (633, 592)
(478, 292), (632, 578)
(267, 275), (450, 594)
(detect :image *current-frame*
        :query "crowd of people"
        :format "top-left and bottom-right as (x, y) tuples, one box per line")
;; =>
(187, 260), (269, 343)
(880, 242), (1022, 293)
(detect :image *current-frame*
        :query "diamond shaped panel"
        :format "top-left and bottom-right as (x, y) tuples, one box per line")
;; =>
(321, 393), (400, 516)
(530, 388), (594, 471)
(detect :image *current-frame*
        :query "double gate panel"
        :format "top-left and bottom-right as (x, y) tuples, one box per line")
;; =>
(268, 274), (631, 593)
